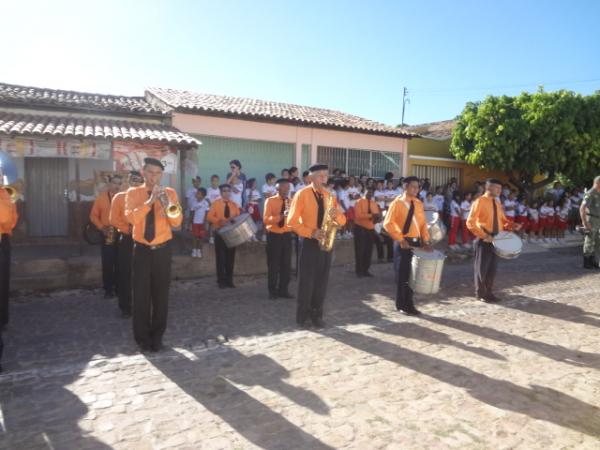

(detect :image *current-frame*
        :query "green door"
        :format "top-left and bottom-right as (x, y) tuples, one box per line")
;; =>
(192, 135), (295, 184)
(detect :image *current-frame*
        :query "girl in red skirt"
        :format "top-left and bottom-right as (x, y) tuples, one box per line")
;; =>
(515, 197), (529, 239)
(245, 178), (262, 241)
(448, 192), (462, 250)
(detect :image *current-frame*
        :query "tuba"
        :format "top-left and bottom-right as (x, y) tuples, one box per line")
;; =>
(318, 193), (340, 252)
(158, 186), (183, 219)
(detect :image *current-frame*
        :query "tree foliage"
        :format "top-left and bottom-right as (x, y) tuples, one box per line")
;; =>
(450, 89), (600, 193)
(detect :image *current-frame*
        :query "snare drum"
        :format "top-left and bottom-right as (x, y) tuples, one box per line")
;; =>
(492, 231), (522, 259)
(217, 213), (258, 248)
(425, 210), (447, 244)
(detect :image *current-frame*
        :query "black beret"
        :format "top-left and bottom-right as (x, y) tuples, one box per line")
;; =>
(143, 158), (164, 170)
(309, 164), (328, 173)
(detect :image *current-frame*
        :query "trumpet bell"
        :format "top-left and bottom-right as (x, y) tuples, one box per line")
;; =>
(167, 203), (182, 219)
(3, 186), (19, 203)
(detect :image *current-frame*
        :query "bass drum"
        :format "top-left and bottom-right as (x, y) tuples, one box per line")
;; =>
(217, 213), (258, 248)
(425, 210), (447, 244)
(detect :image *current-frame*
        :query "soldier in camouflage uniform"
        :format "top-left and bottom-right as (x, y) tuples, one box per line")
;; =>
(580, 176), (600, 269)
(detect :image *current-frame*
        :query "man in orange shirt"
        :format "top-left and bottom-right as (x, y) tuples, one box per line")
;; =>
(383, 176), (432, 315)
(90, 174), (122, 298)
(287, 164), (346, 328)
(207, 184), (241, 288)
(353, 188), (381, 278)
(263, 178), (293, 300)
(0, 185), (18, 330)
(467, 178), (521, 303)
(109, 171), (143, 318)
(125, 158), (183, 352)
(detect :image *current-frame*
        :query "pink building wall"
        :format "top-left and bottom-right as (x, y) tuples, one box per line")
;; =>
(172, 113), (409, 176)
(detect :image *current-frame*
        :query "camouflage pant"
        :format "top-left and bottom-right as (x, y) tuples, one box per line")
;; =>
(583, 219), (600, 257)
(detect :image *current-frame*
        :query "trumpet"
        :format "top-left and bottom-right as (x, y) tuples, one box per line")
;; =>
(105, 226), (116, 245)
(158, 186), (183, 219)
(2, 185), (19, 203)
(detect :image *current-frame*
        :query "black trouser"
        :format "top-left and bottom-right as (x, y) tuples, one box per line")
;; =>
(266, 232), (292, 295)
(354, 225), (374, 275)
(101, 239), (119, 294)
(0, 235), (10, 326)
(214, 234), (236, 286)
(393, 242), (415, 311)
(474, 239), (498, 298)
(375, 233), (393, 261)
(117, 234), (134, 314)
(296, 238), (332, 323)
(132, 242), (172, 349)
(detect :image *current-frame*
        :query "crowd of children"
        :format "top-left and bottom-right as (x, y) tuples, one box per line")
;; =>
(184, 165), (586, 258)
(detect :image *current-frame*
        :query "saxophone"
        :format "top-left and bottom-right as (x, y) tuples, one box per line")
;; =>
(318, 193), (340, 252)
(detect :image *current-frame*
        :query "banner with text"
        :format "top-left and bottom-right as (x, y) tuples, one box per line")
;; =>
(0, 136), (111, 159)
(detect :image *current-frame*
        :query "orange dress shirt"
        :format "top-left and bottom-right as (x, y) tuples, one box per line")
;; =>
(466, 193), (512, 239)
(207, 198), (241, 229)
(383, 195), (430, 242)
(286, 185), (347, 239)
(124, 185), (183, 245)
(354, 198), (380, 230)
(90, 191), (114, 229)
(109, 191), (130, 235)
(0, 189), (18, 235)
(263, 195), (292, 234)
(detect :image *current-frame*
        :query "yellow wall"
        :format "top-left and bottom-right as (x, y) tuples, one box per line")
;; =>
(407, 137), (509, 191)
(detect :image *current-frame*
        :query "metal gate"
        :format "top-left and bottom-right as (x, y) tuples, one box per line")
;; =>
(317, 146), (402, 178)
(25, 158), (69, 236)
(411, 164), (462, 189)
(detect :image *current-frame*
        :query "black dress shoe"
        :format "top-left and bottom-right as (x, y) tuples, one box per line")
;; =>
(484, 294), (501, 303)
(104, 291), (115, 299)
(269, 293), (278, 300)
(311, 317), (326, 329)
(226, 282), (236, 288)
(151, 343), (164, 353)
(218, 283), (226, 289)
(121, 311), (132, 319)
(296, 320), (311, 329)
(364, 272), (374, 277)
(278, 292), (294, 299)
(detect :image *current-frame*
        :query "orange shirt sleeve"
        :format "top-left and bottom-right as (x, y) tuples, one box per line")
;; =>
(207, 200), (221, 227)
(287, 190), (314, 239)
(332, 195), (347, 226)
(89, 194), (105, 229)
(263, 197), (282, 226)
(109, 193), (130, 234)
(207, 200), (240, 229)
(383, 199), (404, 241)
(0, 191), (18, 234)
(466, 198), (486, 239)
(125, 188), (152, 226)
(354, 199), (370, 221)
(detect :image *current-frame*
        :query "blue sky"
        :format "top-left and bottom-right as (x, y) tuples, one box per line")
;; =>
(2, 0), (599, 126)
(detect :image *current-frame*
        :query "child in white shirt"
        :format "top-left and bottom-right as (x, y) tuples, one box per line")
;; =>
(229, 175), (243, 208)
(190, 188), (210, 258)
(424, 192), (437, 212)
(448, 192), (462, 250)
(262, 173), (277, 200)
(432, 187), (445, 213)
(528, 200), (541, 242)
(374, 181), (386, 210)
(206, 175), (221, 204)
(460, 192), (473, 248)
(539, 199), (556, 242)
(503, 192), (517, 226)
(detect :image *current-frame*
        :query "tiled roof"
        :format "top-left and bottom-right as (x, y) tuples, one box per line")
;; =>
(0, 82), (166, 116)
(147, 87), (415, 138)
(405, 119), (456, 140)
(0, 112), (199, 146)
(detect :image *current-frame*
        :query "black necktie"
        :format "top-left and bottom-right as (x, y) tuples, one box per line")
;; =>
(402, 200), (415, 235)
(315, 191), (325, 229)
(144, 191), (156, 242)
(278, 198), (286, 227)
(224, 201), (230, 219)
(492, 198), (499, 236)
(367, 200), (372, 214)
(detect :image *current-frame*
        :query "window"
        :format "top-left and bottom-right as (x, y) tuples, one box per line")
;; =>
(317, 146), (402, 178)
(411, 165), (462, 189)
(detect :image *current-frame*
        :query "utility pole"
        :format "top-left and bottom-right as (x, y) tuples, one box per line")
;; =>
(401, 87), (410, 126)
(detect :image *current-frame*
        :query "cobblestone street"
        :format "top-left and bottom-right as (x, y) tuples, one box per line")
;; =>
(0, 244), (599, 449)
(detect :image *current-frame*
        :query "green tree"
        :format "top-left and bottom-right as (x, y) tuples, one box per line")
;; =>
(450, 89), (600, 196)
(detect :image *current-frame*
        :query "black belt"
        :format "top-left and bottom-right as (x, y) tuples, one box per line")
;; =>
(134, 241), (169, 250)
(404, 237), (422, 247)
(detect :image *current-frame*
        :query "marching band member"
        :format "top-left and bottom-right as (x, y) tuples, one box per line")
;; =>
(109, 171), (143, 317)
(353, 188), (380, 277)
(287, 164), (346, 328)
(207, 184), (241, 288)
(263, 179), (293, 300)
(125, 158), (183, 352)
(0, 183), (18, 329)
(466, 178), (521, 303)
(383, 176), (432, 316)
(90, 174), (123, 299)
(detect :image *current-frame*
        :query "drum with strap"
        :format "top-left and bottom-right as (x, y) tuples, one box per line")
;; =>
(410, 249), (446, 294)
(492, 231), (522, 259)
(217, 213), (258, 248)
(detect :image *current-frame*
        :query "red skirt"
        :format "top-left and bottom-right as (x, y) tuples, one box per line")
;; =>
(346, 206), (355, 221)
(529, 219), (540, 233)
(246, 203), (261, 222)
(192, 223), (206, 238)
(515, 215), (529, 231)
(556, 218), (568, 230)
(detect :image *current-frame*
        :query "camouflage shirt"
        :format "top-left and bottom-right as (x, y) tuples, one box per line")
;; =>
(582, 188), (600, 218)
